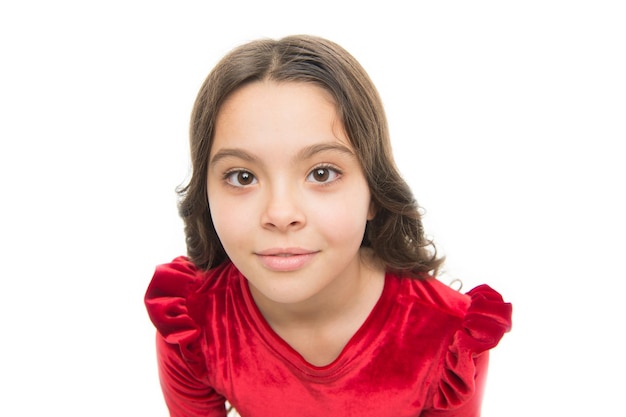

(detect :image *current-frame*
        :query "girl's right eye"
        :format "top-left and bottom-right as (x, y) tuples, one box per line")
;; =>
(224, 170), (257, 187)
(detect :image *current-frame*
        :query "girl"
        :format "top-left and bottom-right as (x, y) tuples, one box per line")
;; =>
(145, 35), (512, 417)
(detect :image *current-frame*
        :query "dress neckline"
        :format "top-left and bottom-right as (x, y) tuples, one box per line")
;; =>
(239, 270), (395, 381)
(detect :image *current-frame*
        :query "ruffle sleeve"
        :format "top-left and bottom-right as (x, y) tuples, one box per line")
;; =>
(431, 284), (512, 411)
(145, 257), (228, 416)
(144, 256), (207, 378)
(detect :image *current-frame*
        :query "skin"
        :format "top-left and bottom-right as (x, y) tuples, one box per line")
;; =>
(207, 81), (385, 366)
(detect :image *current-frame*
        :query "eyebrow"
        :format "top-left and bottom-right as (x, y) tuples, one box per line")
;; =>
(210, 148), (256, 166)
(210, 142), (355, 166)
(297, 142), (355, 160)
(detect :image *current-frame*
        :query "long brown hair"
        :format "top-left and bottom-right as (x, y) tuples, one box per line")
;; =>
(178, 35), (444, 276)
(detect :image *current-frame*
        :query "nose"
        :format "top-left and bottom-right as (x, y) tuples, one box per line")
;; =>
(260, 182), (306, 231)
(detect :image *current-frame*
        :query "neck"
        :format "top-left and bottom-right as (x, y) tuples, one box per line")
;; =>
(248, 249), (385, 366)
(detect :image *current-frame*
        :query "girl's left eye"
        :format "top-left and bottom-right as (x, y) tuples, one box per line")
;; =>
(306, 166), (341, 184)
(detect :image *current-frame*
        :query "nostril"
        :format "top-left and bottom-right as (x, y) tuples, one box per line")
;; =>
(261, 208), (305, 231)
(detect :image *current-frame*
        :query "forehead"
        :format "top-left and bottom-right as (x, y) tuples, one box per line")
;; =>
(212, 81), (349, 153)
(219, 80), (337, 114)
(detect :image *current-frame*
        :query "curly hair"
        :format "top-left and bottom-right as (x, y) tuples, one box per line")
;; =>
(177, 35), (444, 276)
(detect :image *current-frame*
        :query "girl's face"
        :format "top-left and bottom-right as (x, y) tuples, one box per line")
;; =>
(207, 81), (375, 309)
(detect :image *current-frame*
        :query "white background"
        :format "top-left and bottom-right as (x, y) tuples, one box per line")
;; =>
(1, 1), (624, 415)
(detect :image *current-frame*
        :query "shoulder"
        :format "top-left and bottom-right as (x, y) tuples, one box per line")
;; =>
(390, 273), (512, 411)
(395, 273), (511, 331)
(144, 256), (237, 343)
(397, 273), (472, 319)
(410, 276), (512, 411)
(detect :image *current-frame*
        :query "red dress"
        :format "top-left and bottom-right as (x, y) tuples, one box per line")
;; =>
(145, 257), (512, 417)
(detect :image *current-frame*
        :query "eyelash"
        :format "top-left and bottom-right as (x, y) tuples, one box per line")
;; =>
(306, 164), (342, 184)
(222, 164), (342, 188)
(223, 169), (257, 188)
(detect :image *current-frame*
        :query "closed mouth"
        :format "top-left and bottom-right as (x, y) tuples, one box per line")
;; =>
(255, 249), (318, 271)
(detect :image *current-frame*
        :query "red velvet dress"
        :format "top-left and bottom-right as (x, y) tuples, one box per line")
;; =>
(145, 257), (512, 417)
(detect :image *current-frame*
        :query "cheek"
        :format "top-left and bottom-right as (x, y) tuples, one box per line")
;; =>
(208, 191), (248, 245)
(313, 188), (371, 242)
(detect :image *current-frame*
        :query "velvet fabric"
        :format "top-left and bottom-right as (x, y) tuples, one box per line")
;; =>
(145, 257), (512, 417)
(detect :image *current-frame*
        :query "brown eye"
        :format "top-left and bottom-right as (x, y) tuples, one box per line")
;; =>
(313, 168), (329, 182)
(238, 171), (254, 185)
(225, 170), (257, 187)
(306, 166), (340, 184)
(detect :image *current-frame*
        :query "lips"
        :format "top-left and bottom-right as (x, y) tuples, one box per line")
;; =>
(255, 248), (318, 272)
